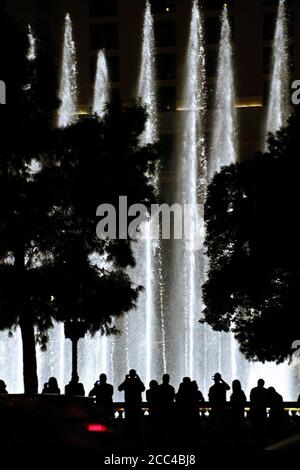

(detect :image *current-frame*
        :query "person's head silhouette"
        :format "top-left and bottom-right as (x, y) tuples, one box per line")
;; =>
(129, 369), (137, 379)
(213, 373), (222, 383)
(162, 374), (170, 384)
(49, 377), (58, 388)
(99, 373), (107, 384)
(149, 380), (158, 390)
(232, 379), (242, 392)
(71, 374), (79, 384)
(257, 379), (265, 388)
(183, 377), (191, 385)
(0, 380), (7, 392)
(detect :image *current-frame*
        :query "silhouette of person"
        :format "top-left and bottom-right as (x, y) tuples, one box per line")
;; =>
(65, 373), (85, 397)
(118, 369), (145, 446)
(298, 393), (300, 404)
(176, 377), (202, 446)
(146, 380), (160, 419)
(42, 377), (60, 394)
(208, 373), (230, 437)
(118, 369), (145, 421)
(230, 380), (246, 438)
(0, 380), (8, 395)
(268, 386), (285, 442)
(146, 380), (160, 446)
(158, 374), (175, 413)
(158, 374), (175, 445)
(192, 380), (205, 406)
(250, 379), (268, 444)
(89, 373), (114, 416)
(208, 373), (230, 409)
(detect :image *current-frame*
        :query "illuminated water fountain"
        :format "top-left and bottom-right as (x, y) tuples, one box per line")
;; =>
(265, 0), (290, 146)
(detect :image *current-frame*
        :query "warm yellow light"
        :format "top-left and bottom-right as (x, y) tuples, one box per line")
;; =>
(235, 103), (263, 108)
(166, 7), (170, 12)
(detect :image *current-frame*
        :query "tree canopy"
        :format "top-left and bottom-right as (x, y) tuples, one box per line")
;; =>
(202, 113), (299, 364)
(0, 9), (158, 393)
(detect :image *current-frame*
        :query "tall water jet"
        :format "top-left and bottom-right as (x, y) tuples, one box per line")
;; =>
(173, 0), (206, 382)
(27, 24), (37, 62)
(252, 0), (291, 396)
(58, 13), (78, 128)
(92, 50), (110, 119)
(206, 5), (239, 387)
(209, 6), (237, 178)
(265, 0), (290, 146)
(121, 0), (162, 386)
(138, 0), (158, 145)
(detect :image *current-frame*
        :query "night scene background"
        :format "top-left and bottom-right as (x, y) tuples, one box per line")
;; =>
(0, 0), (300, 452)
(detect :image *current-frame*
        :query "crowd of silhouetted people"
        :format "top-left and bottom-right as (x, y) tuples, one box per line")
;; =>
(1, 370), (300, 446)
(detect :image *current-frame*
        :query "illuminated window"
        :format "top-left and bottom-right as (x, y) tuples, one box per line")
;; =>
(155, 20), (176, 47)
(156, 54), (176, 80)
(158, 87), (176, 111)
(89, 0), (118, 17)
(150, 0), (176, 14)
(90, 24), (119, 50)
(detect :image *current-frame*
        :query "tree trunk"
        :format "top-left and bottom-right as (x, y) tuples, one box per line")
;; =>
(15, 242), (38, 395)
(71, 338), (78, 379)
(19, 314), (38, 394)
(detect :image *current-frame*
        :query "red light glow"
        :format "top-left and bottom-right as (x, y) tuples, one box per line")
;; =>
(86, 423), (110, 433)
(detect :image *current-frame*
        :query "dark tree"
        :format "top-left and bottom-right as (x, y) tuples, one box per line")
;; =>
(202, 113), (299, 364)
(0, 9), (59, 394)
(0, 10), (158, 393)
(41, 106), (158, 380)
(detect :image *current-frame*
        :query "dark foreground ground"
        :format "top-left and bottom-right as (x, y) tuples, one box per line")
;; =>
(0, 395), (299, 453)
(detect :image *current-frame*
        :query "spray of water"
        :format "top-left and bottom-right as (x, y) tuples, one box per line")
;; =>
(27, 24), (37, 62)
(126, 0), (161, 386)
(138, 0), (158, 146)
(174, 0), (206, 380)
(209, 6), (237, 178)
(92, 50), (110, 119)
(265, 0), (290, 146)
(58, 13), (78, 128)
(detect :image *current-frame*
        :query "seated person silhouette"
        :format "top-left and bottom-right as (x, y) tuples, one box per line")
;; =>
(42, 377), (60, 394)
(89, 373), (114, 416)
(0, 379), (8, 395)
(65, 373), (85, 396)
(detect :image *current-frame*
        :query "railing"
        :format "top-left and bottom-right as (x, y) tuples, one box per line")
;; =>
(111, 402), (300, 419)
